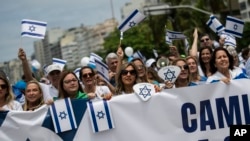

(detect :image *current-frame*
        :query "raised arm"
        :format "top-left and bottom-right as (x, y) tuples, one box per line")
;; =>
(189, 28), (198, 58)
(18, 48), (34, 81)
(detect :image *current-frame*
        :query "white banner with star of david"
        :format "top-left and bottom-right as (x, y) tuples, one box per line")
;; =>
(87, 100), (115, 133)
(21, 19), (47, 39)
(118, 9), (146, 32)
(50, 98), (77, 133)
(225, 16), (244, 38)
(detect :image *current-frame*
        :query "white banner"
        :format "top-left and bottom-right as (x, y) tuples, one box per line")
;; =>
(1, 79), (250, 141)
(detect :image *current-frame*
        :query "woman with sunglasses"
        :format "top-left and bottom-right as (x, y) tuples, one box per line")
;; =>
(207, 47), (248, 84)
(0, 75), (23, 111)
(186, 56), (207, 85)
(164, 58), (196, 89)
(79, 66), (112, 100)
(115, 62), (140, 95)
(23, 80), (46, 111)
(58, 71), (93, 100)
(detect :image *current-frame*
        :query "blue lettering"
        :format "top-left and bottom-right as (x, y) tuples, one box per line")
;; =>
(242, 94), (250, 124)
(181, 103), (197, 132)
(216, 96), (242, 128)
(200, 100), (216, 131)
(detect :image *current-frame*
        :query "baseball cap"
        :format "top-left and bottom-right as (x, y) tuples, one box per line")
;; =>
(146, 58), (156, 67)
(46, 64), (61, 75)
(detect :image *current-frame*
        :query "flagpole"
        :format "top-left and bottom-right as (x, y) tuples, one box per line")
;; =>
(119, 31), (123, 46)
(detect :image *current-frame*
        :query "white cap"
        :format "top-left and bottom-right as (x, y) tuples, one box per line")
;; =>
(146, 58), (156, 67)
(46, 64), (61, 75)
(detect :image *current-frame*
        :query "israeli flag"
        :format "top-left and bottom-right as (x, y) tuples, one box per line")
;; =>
(52, 58), (67, 70)
(95, 59), (110, 83)
(165, 35), (172, 45)
(74, 67), (81, 80)
(166, 30), (186, 40)
(21, 19), (47, 39)
(50, 98), (77, 133)
(221, 33), (236, 47)
(225, 16), (244, 38)
(118, 9), (146, 32)
(206, 15), (224, 35)
(90, 52), (103, 61)
(132, 50), (146, 63)
(87, 100), (115, 133)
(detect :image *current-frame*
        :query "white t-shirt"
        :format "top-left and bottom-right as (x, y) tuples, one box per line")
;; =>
(2, 101), (23, 111)
(39, 83), (56, 101)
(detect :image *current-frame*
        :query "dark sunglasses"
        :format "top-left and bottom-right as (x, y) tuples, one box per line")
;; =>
(200, 38), (210, 43)
(0, 84), (7, 89)
(82, 73), (95, 78)
(121, 70), (136, 76)
(179, 65), (189, 70)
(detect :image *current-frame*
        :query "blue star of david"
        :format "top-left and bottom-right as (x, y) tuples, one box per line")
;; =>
(96, 111), (105, 119)
(129, 21), (136, 27)
(29, 25), (36, 32)
(233, 24), (238, 30)
(139, 85), (151, 98)
(58, 111), (67, 120)
(164, 69), (176, 82)
(172, 34), (177, 38)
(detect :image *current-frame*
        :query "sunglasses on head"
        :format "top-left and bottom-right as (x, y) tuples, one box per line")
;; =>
(82, 73), (94, 78)
(200, 38), (210, 43)
(0, 84), (7, 89)
(121, 70), (136, 76)
(179, 64), (189, 70)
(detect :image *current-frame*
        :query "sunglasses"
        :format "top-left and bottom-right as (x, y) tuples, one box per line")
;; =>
(0, 84), (7, 89)
(82, 73), (95, 78)
(121, 70), (136, 76)
(179, 65), (189, 70)
(200, 38), (210, 43)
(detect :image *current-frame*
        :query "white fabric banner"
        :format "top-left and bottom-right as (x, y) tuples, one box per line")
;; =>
(1, 79), (250, 141)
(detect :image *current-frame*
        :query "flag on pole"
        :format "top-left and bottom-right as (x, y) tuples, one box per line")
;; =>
(52, 58), (67, 70)
(74, 67), (81, 80)
(166, 30), (186, 40)
(50, 98), (77, 133)
(118, 9), (146, 32)
(21, 19), (47, 39)
(220, 33), (236, 47)
(206, 15), (225, 35)
(225, 16), (244, 38)
(87, 100), (115, 133)
(95, 59), (110, 83)
(132, 51), (146, 63)
(165, 35), (172, 45)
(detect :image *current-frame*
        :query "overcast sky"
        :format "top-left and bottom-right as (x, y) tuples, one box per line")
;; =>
(0, 0), (130, 62)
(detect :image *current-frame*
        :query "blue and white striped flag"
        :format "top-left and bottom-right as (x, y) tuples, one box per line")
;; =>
(133, 50), (146, 63)
(95, 59), (110, 83)
(50, 98), (77, 133)
(225, 16), (244, 38)
(206, 15), (224, 35)
(21, 19), (47, 39)
(166, 30), (186, 40)
(52, 58), (67, 70)
(118, 9), (146, 32)
(220, 33), (236, 47)
(90, 52), (103, 61)
(165, 35), (172, 45)
(74, 67), (81, 80)
(87, 100), (115, 133)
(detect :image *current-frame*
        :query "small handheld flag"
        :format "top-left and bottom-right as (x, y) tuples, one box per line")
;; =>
(52, 58), (67, 70)
(166, 30), (186, 40)
(21, 19), (47, 39)
(206, 15), (224, 35)
(225, 16), (244, 38)
(118, 9), (146, 32)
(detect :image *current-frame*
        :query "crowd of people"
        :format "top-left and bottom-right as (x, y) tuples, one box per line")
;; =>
(0, 28), (249, 112)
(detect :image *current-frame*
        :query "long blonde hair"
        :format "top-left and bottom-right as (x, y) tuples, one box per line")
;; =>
(23, 80), (44, 111)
